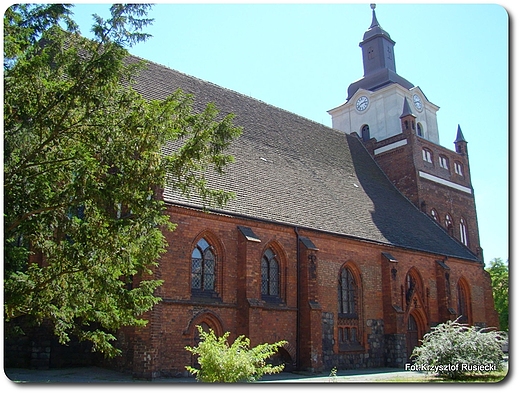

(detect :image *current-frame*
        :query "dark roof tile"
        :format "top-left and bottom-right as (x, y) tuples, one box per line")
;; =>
(132, 56), (478, 262)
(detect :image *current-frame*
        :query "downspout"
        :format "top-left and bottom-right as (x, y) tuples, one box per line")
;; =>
(294, 226), (301, 370)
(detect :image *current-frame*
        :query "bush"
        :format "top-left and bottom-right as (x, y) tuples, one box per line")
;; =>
(185, 325), (287, 382)
(411, 317), (508, 379)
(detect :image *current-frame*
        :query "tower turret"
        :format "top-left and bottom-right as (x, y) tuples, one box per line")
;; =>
(454, 125), (468, 156)
(400, 98), (417, 134)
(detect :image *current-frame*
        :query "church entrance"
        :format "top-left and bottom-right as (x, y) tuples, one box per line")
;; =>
(406, 314), (419, 360)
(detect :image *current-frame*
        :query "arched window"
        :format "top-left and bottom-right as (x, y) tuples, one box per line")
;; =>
(417, 123), (423, 137)
(430, 208), (439, 222)
(444, 214), (454, 236)
(191, 237), (216, 294)
(261, 248), (280, 299)
(454, 161), (464, 176)
(337, 265), (362, 351)
(361, 124), (370, 142)
(405, 272), (416, 305)
(404, 268), (425, 309)
(339, 267), (357, 316)
(460, 218), (469, 246)
(422, 148), (433, 163)
(439, 155), (449, 170)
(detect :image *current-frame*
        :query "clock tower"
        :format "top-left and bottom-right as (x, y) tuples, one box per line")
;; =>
(328, 4), (483, 260)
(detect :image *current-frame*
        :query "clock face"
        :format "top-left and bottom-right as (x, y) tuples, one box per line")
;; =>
(356, 96), (369, 112)
(413, 94), (423, 111)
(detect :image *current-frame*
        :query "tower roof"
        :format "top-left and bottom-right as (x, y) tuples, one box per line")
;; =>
(347, 4), (414, 100)
(454, 124), (467, 143)
(363, 4), (392, 41)
(400, 97), (416, 118)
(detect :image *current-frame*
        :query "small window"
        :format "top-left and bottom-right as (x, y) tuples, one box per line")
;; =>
(445, 214), (454, 236)
(361, 124), (370, 142)
(439, 155), (449, 169)
(460, 218), (469, 246)
(338, 326), (359, 346)
(430, 208), (439, 222)
(422, 148), (432, 163)
(417, 123), (423, 137)
(454, 161), (464, 176)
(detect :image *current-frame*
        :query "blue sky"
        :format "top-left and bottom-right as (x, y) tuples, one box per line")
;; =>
(70, 2), (510, 264)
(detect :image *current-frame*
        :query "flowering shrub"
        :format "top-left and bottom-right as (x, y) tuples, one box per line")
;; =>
(185, 325), (287, 382)
(411, 317), (507, 379)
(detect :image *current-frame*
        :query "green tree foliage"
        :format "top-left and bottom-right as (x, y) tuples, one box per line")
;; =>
(486, 258), (509, 331)
(185, 326), (287, 382)
(411, 318), (507, 380)
(4, 4), (241, 357)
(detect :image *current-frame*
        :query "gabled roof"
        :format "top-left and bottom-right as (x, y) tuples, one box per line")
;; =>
(131, 56), (478, 262)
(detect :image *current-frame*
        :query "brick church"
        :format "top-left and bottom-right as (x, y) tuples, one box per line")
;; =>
(95, 6), (498, 378)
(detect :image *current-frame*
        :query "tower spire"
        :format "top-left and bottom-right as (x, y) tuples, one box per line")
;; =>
(370, 4), (379, 29)
(346, 3), (413, 100)
(454, 124), (468, 156)
(454, 124), (467, 143)
(400, 97), (416, 118)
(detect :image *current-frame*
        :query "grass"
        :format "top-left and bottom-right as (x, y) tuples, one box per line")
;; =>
(374, 368), (508, 383)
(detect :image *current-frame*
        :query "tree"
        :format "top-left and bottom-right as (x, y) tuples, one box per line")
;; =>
(411, 318), (507, 380)
(4, 4), (241, 357)
(185, 326), (287, 382)
(486, 258), (509, 331)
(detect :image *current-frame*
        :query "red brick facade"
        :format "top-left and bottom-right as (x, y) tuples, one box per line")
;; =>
(364, 120), (482, 259)
(117, 204), (498, 379)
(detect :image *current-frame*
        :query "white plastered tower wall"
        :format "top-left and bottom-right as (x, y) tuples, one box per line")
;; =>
(328, 84), (440, 144)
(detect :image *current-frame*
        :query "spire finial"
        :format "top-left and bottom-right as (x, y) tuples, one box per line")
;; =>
(369, 4), (380, 29)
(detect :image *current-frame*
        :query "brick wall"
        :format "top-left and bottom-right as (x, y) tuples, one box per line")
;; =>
(364, 128), (482, 258)
(112, 204), (498, 378)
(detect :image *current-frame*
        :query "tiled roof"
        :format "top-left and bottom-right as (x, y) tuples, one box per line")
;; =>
(131, 56), (478, 261)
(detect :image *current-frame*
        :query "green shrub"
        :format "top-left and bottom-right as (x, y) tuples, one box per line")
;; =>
(411, 318), (508, 380)
(185, 325), (287, 382)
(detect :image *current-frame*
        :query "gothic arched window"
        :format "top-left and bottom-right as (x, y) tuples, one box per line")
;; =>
(191, 237), (216, 294)
(261, 248), (280, 299)
(430, 208), (439, 222)
(405, 272), (416, 305)
(460, 217), (469, 246)
(339, 267), (357, 317)
(338, 265), (362, 351)
(445, 214), (454, 236)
